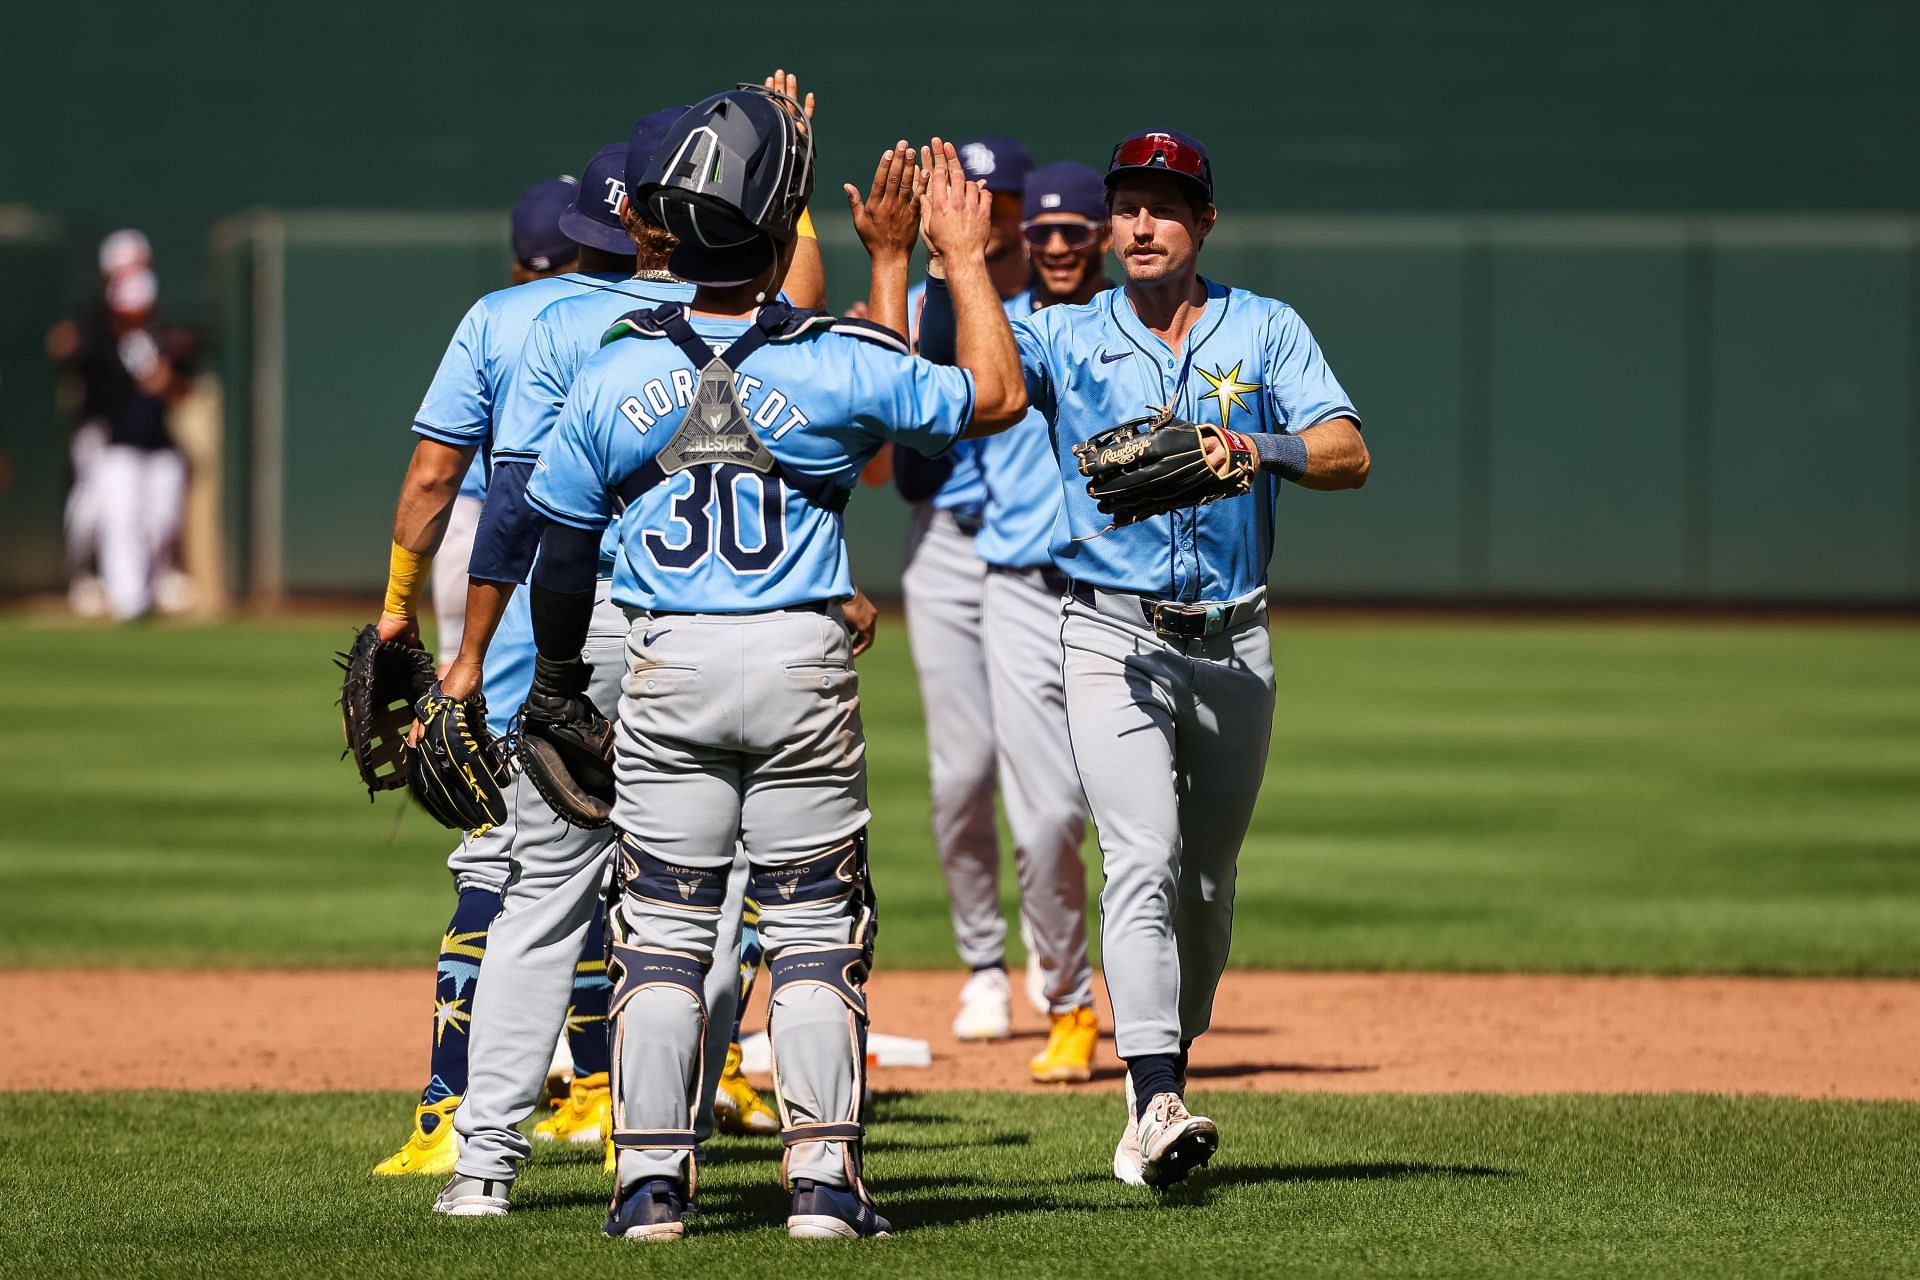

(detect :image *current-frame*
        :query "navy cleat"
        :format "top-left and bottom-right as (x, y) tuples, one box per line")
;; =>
(604, 1177), (688, 1243)
(787, 1179), (892, 1239)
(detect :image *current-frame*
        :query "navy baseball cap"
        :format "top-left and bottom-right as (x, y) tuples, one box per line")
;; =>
(511, 177), (580, 271)
(957, 135), (1031, 194)
(1023, 161), (1106, 221)
(557, 142), (637, 254)
(625, 106), (692, 227)
(1105, 128), (1214, 203)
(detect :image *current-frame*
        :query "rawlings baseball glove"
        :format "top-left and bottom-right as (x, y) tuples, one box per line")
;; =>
(336, 624), (436, 797)
(1072, 407), (1258, 527)
(408, 684), (512, 831)
(514, 655), (616, 829)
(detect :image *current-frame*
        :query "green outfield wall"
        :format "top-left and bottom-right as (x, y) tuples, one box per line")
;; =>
(2, 0), (1916, 602)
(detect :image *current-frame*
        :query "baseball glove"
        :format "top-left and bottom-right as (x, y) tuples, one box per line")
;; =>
(336, 624), (436, 797)
(1072, 407), (1258, 527)
(515, 655), (616, 829)
(408, 683), (513, 831)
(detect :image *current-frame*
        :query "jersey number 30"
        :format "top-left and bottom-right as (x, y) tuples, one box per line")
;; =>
(643, 463), (786, 574)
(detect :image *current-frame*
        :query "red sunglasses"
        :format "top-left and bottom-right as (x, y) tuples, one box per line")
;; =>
(1109, 133), (1208, 180)
(1021, 219), (1101, 250)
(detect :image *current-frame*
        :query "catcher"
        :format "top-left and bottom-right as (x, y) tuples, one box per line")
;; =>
(914, 127), (1369, 1189)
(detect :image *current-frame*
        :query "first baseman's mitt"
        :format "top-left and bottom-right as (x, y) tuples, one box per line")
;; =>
(336, 624), (436, 797)
(515, 655), (616, 829)
(1072, 407), (1258, 527)
(408, 684), (512, 832)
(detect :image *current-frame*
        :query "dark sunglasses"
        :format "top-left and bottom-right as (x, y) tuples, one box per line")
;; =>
(1020, 219), (1101, 251)
(1109, 132), (1207, 180)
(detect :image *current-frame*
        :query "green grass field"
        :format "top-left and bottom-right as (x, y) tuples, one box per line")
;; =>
(1, 614), (1915, 973)
(5, 613), (1919, 1276)
(4, 1089), (1915, 1278)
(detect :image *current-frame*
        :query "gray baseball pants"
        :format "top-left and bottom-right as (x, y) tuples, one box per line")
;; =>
(608, 605), (873, 1193)
(981, 564), (1093, 1013)
(900, 505), (1004, 970)
(452, 585), (743, 1186)
(1059, 586), (1275, 1060)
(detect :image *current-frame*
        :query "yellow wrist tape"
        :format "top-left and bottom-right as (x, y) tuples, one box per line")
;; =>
(795, 208), (816, 240)
(383, 542), (432, 619)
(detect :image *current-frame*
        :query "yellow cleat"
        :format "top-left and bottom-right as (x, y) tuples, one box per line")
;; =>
(1029, 1006), (1099, 1083)
(373, 1095), (463, 1176)
(533, 1071), (611, 1146)
(713, 1042), (781, 1136)
(604, 1133), (616, 1174)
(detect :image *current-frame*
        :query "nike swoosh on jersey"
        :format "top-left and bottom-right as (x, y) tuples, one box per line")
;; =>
(1099, 350), (1131, 364)
(643, 629), (670, 646)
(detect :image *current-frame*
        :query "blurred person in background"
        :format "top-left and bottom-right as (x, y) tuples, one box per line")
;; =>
(47, 243), (190, 621)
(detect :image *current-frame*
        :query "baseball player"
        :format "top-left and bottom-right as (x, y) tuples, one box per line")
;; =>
(429, 187), (582, 661)
(369, 151), (642, 1177)
(964, 160), (1116, 1083)
(425, 94), (834, 1207)
(894, 136), (1046, 1043)
(918, 129), (1370, 1186)
(456, 106), (1025, 1240)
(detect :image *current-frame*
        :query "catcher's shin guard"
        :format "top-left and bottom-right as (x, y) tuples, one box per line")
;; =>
(753, 832), (877, 1197)
(606, 835), (734, 1196)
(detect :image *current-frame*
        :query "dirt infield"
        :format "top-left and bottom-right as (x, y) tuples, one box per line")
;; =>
(5, 969), (1917, 1100)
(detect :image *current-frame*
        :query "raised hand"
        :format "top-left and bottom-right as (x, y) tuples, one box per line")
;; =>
(920, 137), (990, 263)
(845, 141), (921, 261)
(762, 68), (815, 131)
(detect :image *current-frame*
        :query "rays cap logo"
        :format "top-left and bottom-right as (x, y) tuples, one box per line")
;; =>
(956, 134), (1032, 194)
(556, 140), (641, 256)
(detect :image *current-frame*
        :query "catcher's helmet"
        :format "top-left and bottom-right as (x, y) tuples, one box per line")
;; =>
(635, 85), (815, 286)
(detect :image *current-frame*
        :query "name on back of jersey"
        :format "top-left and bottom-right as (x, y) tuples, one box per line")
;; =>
(617, 369), (811, 440)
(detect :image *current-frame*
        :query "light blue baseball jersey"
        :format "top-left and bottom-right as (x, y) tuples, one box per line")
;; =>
(1016, 278), (1359, 600)
(906, 278), (984, 515)
(409, 269), (632, 721)
(973, 287), (1092, 569)
(526, 312), (976, 613)
(411, 270), (635, 453)
(494, 278), (697, 464)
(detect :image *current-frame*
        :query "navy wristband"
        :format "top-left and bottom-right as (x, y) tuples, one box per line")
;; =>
(1253, 431), (1309, 482)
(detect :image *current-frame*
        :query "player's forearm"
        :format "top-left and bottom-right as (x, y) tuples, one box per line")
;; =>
(382, 438), (474, 624)
(784, 214), (827, 310)
(453, 580), (514, 672)
(528, 522), (601, 662)
(864, 250), (912, 343)
(390, 438), (474, 553)
(948, 257), (1027, 435)
(1290, 417), (1370, 490)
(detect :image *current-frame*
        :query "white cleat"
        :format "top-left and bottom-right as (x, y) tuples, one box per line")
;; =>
(1113, 1113), (1148, 1186)
(1134, 1093), (1218, 1187)
(432, 1173), (511, 1217)
(951, 968), (1013, 1041)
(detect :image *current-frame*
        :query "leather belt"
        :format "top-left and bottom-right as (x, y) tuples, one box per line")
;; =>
(1070, 584), (1264, 641)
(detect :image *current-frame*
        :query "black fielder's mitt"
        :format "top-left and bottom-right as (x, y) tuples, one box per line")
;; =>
(408, 683), (513, 832)
(1072, 407), (1258, 527)
(514, 655), (616, 829)
(336, 624), (436, 797)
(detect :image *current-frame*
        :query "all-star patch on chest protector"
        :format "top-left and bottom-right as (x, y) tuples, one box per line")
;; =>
(656, 355), (778, 477)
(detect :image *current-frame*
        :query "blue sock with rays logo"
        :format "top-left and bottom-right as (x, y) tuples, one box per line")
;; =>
(421, 887), (502, 1109)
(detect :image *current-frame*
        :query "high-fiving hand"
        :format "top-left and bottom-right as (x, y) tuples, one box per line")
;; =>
(762, 68), (815, 132)
(919, 138), (991, 263)
(845, 141), (922, 260)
